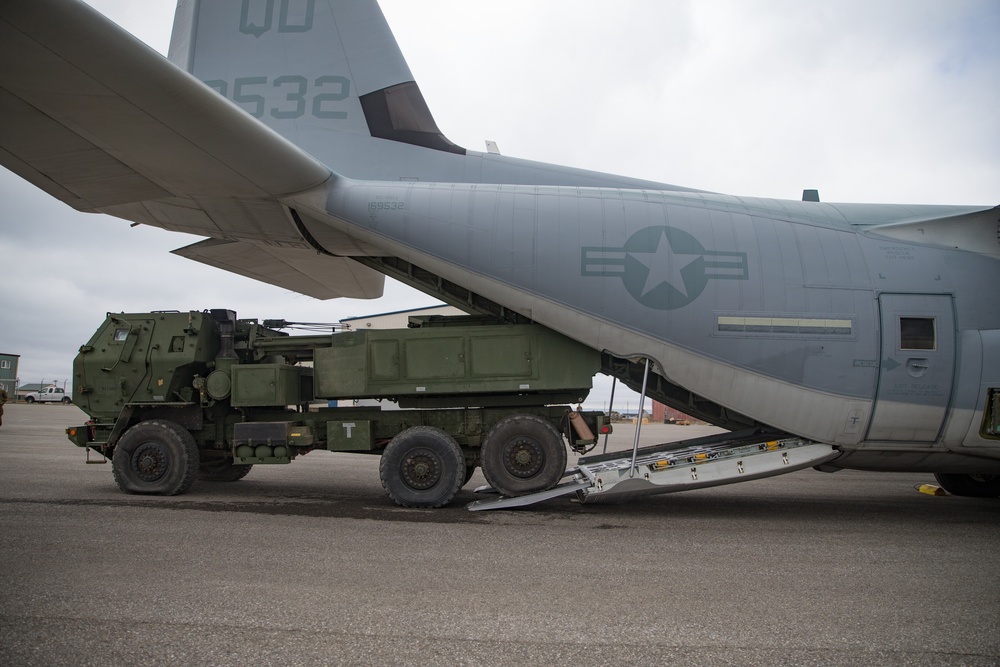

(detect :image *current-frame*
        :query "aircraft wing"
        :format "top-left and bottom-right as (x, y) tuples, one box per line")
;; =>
(0, 0), (385, 299)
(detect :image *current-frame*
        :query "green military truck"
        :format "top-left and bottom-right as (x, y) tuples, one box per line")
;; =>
(66, 309), (609, 508)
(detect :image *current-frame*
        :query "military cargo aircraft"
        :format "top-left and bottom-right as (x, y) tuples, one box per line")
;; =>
(1, 0), (998, 498)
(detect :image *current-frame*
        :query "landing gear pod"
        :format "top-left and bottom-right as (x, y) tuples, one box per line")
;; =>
(933, 473), (1000, 498)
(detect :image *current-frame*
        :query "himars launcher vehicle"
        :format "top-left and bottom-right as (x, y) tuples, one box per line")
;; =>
(67, 309), (610, 507)
(2, 0), (999, 502)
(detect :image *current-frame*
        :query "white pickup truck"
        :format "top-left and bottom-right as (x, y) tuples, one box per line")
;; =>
(24, 387), (72, 404)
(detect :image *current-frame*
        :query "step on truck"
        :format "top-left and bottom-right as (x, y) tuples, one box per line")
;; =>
(66, 309), (610, 508)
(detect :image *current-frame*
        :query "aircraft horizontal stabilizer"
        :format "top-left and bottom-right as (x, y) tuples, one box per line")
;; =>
(172, 238), (384, 300)
(855, 204), (1000, 259)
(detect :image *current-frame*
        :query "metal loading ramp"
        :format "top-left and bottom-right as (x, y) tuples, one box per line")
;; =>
(468, 429), (840, 511)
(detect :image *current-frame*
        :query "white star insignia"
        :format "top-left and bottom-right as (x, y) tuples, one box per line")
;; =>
(629, 228), (699, 297)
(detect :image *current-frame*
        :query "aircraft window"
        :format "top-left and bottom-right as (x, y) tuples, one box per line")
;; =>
(900, 317), (935, 350)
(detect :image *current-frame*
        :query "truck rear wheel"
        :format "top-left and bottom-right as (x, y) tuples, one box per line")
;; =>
(480, 414), (567, 497)
(933, 473), (1000, 498)
(112, 420), (199, 495)
(198, 458), (253, 482)
(379, 426), (465, 508)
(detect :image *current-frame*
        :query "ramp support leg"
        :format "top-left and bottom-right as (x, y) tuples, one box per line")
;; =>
(603, 377), (617, 454)
(629, 358), (651, 478)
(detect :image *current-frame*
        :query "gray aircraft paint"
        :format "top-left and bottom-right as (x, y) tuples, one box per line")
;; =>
(1, 0), (999, 475)
(311, 178), (999, 457)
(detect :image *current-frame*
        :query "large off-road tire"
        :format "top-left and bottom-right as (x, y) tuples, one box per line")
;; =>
(379, 426), (465, 508)
(933, 473), (1000, 498)
(198, 458), (253, 482)
(480, 414), (567, 497)
(112, 420), (199, 495)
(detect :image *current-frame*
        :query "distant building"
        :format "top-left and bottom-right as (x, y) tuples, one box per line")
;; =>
(0, 353), (18, 395)
(651, 401), (697, 424)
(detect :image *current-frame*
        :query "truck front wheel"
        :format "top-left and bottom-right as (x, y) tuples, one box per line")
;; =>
(480, 414), (567, 497)
(379, 426), (465, 508)
(112, 420), (199, 495)
(25, 396), (35, 404)
(198, 458), (253, 482)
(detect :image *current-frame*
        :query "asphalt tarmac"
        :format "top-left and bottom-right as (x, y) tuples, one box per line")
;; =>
(1, 403), (998, 666)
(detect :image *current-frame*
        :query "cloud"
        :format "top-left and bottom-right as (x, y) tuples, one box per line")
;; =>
(383, 0), (999, 203)
(1, 0), (996, 412)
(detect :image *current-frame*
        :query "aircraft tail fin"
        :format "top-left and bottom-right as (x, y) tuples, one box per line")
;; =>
(168, 0), (464, 174)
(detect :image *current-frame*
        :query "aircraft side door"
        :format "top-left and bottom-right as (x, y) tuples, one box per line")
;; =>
(866, 293), (955, 442)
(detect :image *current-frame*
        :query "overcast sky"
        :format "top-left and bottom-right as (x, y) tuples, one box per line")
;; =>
(1, 0), (997, 411)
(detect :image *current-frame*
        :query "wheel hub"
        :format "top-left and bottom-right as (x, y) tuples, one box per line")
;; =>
(502, 437), (544, 478)
(132, 442), (168, 482)
(401, 448), (441, 490)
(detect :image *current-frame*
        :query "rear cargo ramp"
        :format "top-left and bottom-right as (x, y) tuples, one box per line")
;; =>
(468, 430), (839, 510)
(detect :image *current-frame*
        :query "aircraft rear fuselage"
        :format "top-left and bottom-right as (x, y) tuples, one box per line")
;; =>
(305, 179), (1000, 473)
